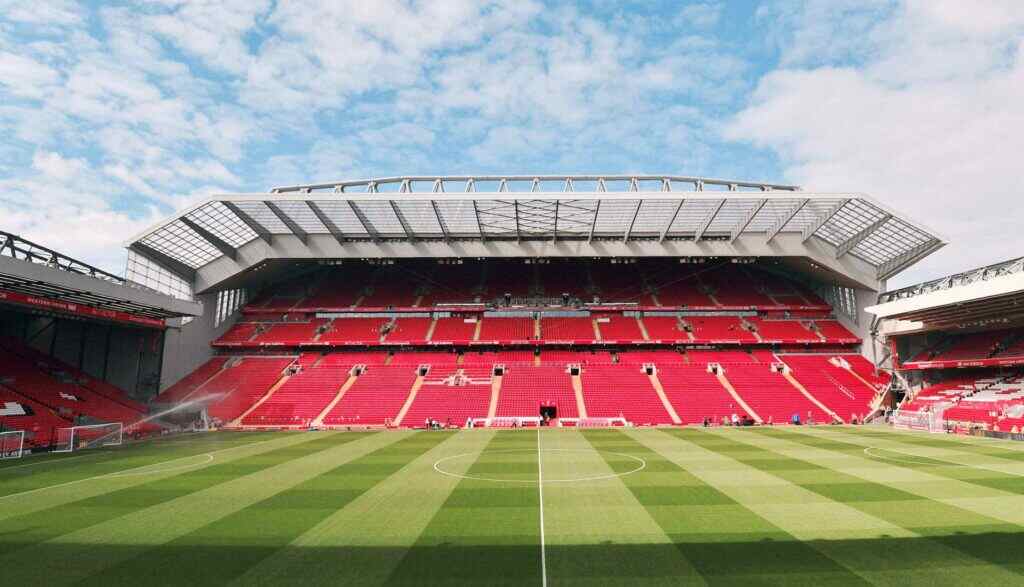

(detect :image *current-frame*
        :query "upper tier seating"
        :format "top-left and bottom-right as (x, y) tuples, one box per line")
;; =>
(403, 366), (492, 426)
(687, 316), (757, 343)
(814, 320), (859, 342)
(780, 355), (877, 422)
(912, 331), (1008, 363)
(748, 318), (820, 343)
(202, 357), (293, 423)
(242, 361), (352, 427)
(653, 282), (716, 307)
(321, 365), (418, 425)
(723, 363), (831, 424)
(160, 357), (228, 403)
(319, 318), (390, 345)
(386, 318), (433, 344)
(582, 365), (672, 425)
(539, 317), (596, 342)
(430, 318), (478, 344)
(477, 317), (534, 343)
(642, 317), (689, 342)
(495, 365), (578, 418)
(254, 320), (327, 345)
(214, 323), (259, 345)
(656, 365), (738, 424)
(596, 316), (644, 341)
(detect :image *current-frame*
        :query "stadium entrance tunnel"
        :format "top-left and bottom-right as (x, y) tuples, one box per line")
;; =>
(540, 405), (557, 420)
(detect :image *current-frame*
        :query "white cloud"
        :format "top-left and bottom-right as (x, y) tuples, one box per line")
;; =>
(728, 0), (1024, 287)
(0, 52), (60, 99)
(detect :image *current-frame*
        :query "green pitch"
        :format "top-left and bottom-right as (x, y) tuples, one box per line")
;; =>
(3, 426), (1024, 586)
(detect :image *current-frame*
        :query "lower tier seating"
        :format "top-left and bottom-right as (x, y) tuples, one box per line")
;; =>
(582, 365), (672, 425)
(321, 365), (418, 425)
(202, 357), (293, 424)
(403, 367), (493, 426)
(657, 365), (739, 424)
(495, 365), (577, 418)
(724, 363), (831, 424)
(241, 362), (352, 427)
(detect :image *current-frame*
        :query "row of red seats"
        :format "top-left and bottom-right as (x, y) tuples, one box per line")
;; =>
(243, 261), (830, 313)
(215, 315), (858, 346)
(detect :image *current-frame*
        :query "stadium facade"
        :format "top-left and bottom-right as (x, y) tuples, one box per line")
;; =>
(2, 174), (980, 447)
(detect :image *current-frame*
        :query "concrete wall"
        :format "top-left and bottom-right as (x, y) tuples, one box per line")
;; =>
(159, 293), (231, 392)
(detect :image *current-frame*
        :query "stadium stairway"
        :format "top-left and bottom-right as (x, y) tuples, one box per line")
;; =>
(648, 369), (682, 424)
(714, 368), (762, 423)
(311, 371), (358, 426)
(230, 372), (293, 426)
(571, 370), (588, 418)
(392, 374), (426, 426)
(780, 370), (842, 423)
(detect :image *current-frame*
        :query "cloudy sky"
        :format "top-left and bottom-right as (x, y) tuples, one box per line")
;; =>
(1, 0), (1021, 288)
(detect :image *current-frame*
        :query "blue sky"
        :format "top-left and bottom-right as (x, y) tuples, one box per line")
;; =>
(1, 0), (1021, 287)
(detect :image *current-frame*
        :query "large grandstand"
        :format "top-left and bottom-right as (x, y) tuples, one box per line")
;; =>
(11, 175), (1024, 585)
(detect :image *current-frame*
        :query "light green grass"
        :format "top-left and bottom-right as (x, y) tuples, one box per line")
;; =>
(3, 426), (1024, 585)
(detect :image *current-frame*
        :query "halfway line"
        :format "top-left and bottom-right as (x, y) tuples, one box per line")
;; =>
(537, 427), (547, 587)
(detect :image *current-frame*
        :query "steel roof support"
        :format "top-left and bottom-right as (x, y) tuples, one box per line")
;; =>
(179, 217), (237, 261)
(307, 201), (345, 244)
(729, 199), (768, 243)
(472, 200), (485, 241)
(513, 200), (521, 242)
(766, 199), (808, 243)
(430, 200), (449, 242)
(389, 200), (415, 240)
(877, 238), (945, 280)
(223, 202), (272, 244)
(587, 200), (602, 243)
(346, 201), (380, 241)
(836, 214), (892, 259)
(129, 243), (196, 281)
(552, 200), (559, 242)
(265, 201), (309, 245)
(659, 199), (685, 242)
(802, 199), (850, 242)
(623, 200), (643, 243)
(694, 199), (726, 241)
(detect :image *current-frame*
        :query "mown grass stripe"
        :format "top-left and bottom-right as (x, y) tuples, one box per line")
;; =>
(0, 431), (347, 560)
(542, 429), (705, 586)
(385, 430), (543, 586)
(0, 431), (283, 498)
(693, 427), (1024, 580)
(597, 428), (871, 585)
(827, 426), (1024, 459)
(231, 429), (497, 586)
(774, 426), (1024, 525)
(78, 431), (448, 586)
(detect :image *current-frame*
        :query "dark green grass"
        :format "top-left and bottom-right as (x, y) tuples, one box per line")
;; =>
(3, 427), (1024, 585)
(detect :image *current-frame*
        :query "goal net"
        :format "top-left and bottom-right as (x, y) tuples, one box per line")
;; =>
(53, 423), (123, 453)
(0, 430), (24, 459)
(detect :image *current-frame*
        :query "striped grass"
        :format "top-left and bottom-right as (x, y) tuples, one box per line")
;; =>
(3, 427), (1024, 585)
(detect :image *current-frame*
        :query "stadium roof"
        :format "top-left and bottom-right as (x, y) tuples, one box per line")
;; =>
(868, 256), (1024, 333)
(0, 230), (201, 322)
(127, 175), (946, 294)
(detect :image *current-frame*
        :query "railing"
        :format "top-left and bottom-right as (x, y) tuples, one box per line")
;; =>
(879, 256), (1024, 303)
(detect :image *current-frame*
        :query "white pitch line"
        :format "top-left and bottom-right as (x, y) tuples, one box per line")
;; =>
(0, 434), (293, 502)
(0, 451), (105, 473)
(537, 427), (547, 587)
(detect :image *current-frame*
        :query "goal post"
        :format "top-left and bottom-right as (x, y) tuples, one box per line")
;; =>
(53, 423), (123, 453)
(0, 430), (24, 459)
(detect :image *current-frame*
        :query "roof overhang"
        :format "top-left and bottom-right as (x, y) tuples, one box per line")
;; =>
(126, 176), (946, 295)
(867, 257), (1024, 335)
(0, 254), (201, 322)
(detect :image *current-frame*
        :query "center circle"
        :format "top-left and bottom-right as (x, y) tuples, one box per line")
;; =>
(433, 448), (646, 483)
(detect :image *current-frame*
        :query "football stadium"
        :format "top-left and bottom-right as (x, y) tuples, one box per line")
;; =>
(3, 174), (1024, 585)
